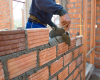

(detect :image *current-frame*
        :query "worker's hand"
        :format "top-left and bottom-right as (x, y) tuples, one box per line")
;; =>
(61, 13), (71, 32)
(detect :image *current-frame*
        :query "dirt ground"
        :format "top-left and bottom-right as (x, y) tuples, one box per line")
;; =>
(89, 68), (100, 80)
(89, 74), (100, 80)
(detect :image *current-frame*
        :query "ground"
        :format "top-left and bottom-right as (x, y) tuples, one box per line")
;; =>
(89, 68), (100, 80)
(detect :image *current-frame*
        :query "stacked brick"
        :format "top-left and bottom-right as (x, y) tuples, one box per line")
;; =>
(0, 0), (11, 30)
(67, 0), (81, 37)
(0, 29), (83, 80)
(94, 0), (100, 69)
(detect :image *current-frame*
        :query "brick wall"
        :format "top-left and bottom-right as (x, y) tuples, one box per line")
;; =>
(0, 28), (83, 80)
(66, 0), (100, 69)
(0, 0), (12, 30)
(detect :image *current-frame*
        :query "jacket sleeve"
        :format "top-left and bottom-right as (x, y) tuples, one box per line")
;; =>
(35, 0), (63, 14)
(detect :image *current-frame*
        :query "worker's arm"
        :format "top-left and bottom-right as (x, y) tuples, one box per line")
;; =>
(35, 0), (71, 31)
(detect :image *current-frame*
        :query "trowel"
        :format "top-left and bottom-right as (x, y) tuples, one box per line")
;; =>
(49, 27), (71, 46)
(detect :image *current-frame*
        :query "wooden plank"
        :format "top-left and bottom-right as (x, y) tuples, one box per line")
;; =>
(86, 47), (96, 58)
(80, 1), (82, 35)
(83, 0), (87, 79)
(90, 0), (96, 65)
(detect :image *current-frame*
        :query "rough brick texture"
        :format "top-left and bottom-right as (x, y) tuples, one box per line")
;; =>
(39, 46), (56, 66)
(27, 28), (49, 49)
(0, 62), (5, 80)
(0, 0), (11, 30)
(0, 29), (83, 80)
(0, 30), (26, 56)
(7, 51), (37, 79)
(28, 67), (49, 80)
(57, 42), (68, 56)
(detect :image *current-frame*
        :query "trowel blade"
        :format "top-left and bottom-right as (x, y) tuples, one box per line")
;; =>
(62, 33), (71, 46)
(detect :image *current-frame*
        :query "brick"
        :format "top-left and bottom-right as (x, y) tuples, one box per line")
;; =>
(74, 24), (80, 28)
(70, 29), (77, 33)
(58, 67), (68, 80)
(97, 24), (100, 29)
(79, 46), (83, 54)
(71, 19), (77, 23)
(72, 34), (77, 38)
(97, 18), (100, 23)
(73, 68), (79, 79)
(97, 6), (100, 11)
(76, 36), (82, 46)
(27, 28), (49, 49)
(67, 3), (73, 8)
(70, 0), (77, 2)
(0, 62), (5, 80)
(96, 42), (100, 46)
(87, 1), (91, 6)
(87, 40), (90, 45)
(67, 75), (73, 80)
(96, 12), (100, 17)
(69, 14), (73, 18)
(94, 59), (100, 64)
(81, 70), (84, 79)
(69, 38), (75, 50)
(97, 30), (100, 35)
(87, 18), (91, 23)
(28, 67), (49, 80)
(87, 46), (90, 51)
(69, 61), (76, 74)
(75, 2), (81, 7)
(39, 46), (56, 66)
(96, 36), (100, 40)
(87, 7), (91, 12)
(87, 13), (91, 17)
(95, 47), (100, 52)
(57, 42), (68, 56)
(76, 56), (82, 66)
(50, 57), (63, 76)
(95, 64), (100, 69)
(0, 30), (25, 35)
(87, 24), (91, 28)
(69, 8), (76, 13)
(97, 0), (100, 5)
(7, 51), (37, 79)
(73, 14), (80, 18)
(51, 76), (57, 80)
(95, 53), (100, 58)
(76, 74), (80, 80)
(73, 48), (80, 59)
(77, 8), (81, 12)
(64, 52), (72, 66)
(87, 35), (90, 40)
(79, 63), (83, 72)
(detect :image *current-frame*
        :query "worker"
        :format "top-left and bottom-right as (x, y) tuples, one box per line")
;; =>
(26, 0), (71, 32)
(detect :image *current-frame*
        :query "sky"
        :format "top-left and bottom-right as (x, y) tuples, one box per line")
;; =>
(13, 0), (25, 20)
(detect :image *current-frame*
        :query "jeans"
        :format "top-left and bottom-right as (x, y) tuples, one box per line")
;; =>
(26, 21), (47, 29)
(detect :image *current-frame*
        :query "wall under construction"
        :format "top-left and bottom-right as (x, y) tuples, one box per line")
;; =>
(0, 28), (83, 80)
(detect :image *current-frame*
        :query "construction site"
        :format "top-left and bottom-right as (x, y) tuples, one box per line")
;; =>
(0, 0), (100, 80)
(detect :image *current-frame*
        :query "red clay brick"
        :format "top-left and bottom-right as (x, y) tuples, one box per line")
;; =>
(97, 6), (100, 11)
(0, 30), (25, 35)
(7, 51), (37, 79)
(95, 47), (100, 52)
(51, 76), (57, 80)
(76, 74), (80, 80)
(75, 2), (81, 7)
(69, 8), (76, 13)
(67, 75), (73, 80)
(79, 63), (83, 72)
(74, 24), (80, 28)
(50, 57), (63, 76)
(87, 1), (91, 6)
(69, 38), (75, 50)
(97, 0), (100, 5)
(69, 61), (76, 74)
(96, 36), (100, 40)
(95, 64), (100, 69)
(70, 29), (77, 33)
(97, 18), (100, 23)
(27, 29), (49, 49)
(94, 59), (100, 64)
(71, 19), (77, 23)
(69, 14), (73, 18)
(77, 8), (81, 12)
(70, 0), (77, 2)
(96, 12), (100, 17)
(57, 42), (68, 56)
(28, 67), (49, 80)
(58, 67), (68, 80)
(87, 7), (91, 12)
(39, 46), (56, 66)
(0, 62), (5, 80)
(79, 46), (83, 54)
(95, 53), (100, 58)
(76, 56), (82, 66)
(97, 30), (100, 35)
(73, 48), (80, 59)
(73, 68), (79, 79)
(96, 42), (100, 46)
(97, 24), (100, 29)
(64, 52), (72, 66)
(67, 3), (73, 8)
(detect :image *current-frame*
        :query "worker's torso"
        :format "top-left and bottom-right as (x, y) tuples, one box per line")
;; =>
(29, 0), (56, 24)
